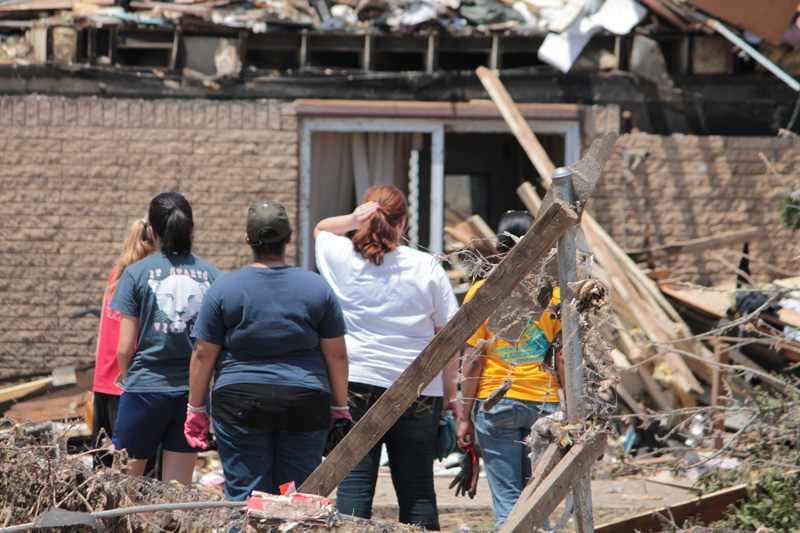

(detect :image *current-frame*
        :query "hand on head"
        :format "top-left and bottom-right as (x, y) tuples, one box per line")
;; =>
(353, 202), (380, 224)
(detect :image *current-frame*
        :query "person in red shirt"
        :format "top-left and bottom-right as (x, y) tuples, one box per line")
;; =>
(91, 217), (153, 468)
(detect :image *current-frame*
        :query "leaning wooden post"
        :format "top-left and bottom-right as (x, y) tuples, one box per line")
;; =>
(299, 200), (579, 497)
(711, 340), (729, 450)
(552, 167), (594, 532)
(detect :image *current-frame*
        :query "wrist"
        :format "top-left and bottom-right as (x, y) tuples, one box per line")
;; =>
(187, 403), (207, 413)
(330, 406), (349, 411)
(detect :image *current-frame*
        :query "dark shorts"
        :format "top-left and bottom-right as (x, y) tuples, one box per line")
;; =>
(113, 391), (200, 458)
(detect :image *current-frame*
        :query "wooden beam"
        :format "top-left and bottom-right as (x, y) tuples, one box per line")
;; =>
(594, 484), (748, 533)
(465, 214), (495, 239)
(500, 431), (609, 533)
(0, 377), (53, 403)
(502, 443), (567, 532)
(294, 99), (584, 121)
(5, 391), (91, 424)
(626, 227), (765, 263)
(444, 225), (496, 258)
(589, 224), (704, 397)
(711, 342), (729, 449)
(298, 200), (579, 497)
(476, 66), (556, 183)
(635, 0), (696, 32)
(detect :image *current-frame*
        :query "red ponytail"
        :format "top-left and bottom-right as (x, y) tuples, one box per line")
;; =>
(352, 185), (407, 266)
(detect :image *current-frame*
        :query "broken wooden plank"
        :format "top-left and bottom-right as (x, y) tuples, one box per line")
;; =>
(589, 225), (704, 397)
(659, 282), (725, 320)
(299, 200), (579, 497)
(5, 391), (91, 424)
(0, 377), (54, 404)
(499, 431), (609, 533)
(465, 214), (495, 240)
(710, 341), (729, 449)
(504, 442), (568, 530)
(626, 227), (765, 263)
(445, 222), (497, 258)
(476, 66), (556, 183)
(594, 483), (748, 533)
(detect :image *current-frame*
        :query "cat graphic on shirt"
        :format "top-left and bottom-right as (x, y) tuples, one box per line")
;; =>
(148, 274), (211, 328)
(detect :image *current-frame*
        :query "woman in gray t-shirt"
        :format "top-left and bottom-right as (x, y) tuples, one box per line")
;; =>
(110, 192), (221, 485)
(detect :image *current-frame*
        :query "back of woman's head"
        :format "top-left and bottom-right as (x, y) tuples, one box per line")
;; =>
(149, 192), (193, 255)
(107, 218), (155, 297)
(496, 210), (534, 254)
(352, 185), (407, 266)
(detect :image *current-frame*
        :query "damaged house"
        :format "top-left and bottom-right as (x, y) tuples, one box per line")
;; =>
(4, 0), (800, 530)
(1, 0), (800, 419)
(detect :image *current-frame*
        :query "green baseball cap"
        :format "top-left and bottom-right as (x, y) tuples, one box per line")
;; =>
(246, 200), (292, 245)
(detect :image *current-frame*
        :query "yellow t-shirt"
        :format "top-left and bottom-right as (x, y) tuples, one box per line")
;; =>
(464, 281), (561, 403)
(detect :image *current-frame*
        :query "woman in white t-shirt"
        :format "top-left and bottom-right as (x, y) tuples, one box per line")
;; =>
(314, 185), (459, 531)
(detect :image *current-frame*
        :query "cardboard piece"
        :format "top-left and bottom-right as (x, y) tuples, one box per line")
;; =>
(684, 0), (798, 46)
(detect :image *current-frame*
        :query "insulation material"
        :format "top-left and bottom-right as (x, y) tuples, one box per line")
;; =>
(590, 0), (646, 35)
(683, 0), (800, 46)
(537, 16), (602, 72)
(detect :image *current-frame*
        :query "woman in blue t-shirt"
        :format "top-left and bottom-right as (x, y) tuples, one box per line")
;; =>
(110, 192), (222, 485)
(185, 199), (349, 501)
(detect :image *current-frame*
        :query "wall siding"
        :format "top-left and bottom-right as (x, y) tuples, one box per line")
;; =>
(591, 132), (799, 286)
(0, 95), (298, 380)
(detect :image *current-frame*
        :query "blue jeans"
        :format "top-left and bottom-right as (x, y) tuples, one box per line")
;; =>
(336, 383), (442, 531)
(475, 398), (561, 531)
(213, 419), (327, 501)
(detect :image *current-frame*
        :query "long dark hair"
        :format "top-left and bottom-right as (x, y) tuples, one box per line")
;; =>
(148, 192), (193, 256)
(496, 210), (534, 253)
(352, 185), (407, 266)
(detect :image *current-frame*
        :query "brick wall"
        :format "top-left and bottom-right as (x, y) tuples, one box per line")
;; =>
(592, 132), (799, 285)
(0, 96), (298, 380)
(3, 98), (797, 381)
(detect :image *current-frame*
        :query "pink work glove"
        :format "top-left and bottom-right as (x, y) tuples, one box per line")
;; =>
(184, 409), (210, 450)
(330, 407), (352, 424)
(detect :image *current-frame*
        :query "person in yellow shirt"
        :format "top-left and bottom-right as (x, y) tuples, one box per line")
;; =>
(456, 210), (565, 531)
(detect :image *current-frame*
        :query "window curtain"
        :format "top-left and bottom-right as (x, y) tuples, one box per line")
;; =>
(307, 131), (411, 269)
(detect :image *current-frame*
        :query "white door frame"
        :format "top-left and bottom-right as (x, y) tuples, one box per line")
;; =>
(299, 117), (580, 269)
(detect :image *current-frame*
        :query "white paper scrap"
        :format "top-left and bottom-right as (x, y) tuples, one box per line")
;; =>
(537, 16), (601, 72)
(589, 0), (646, 35)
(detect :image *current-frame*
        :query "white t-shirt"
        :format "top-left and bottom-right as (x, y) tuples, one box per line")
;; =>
(315, 231), (459, 396)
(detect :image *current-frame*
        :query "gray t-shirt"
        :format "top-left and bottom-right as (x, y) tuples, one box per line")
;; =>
(191, 265), (346, 394)
(109, 252), (222, 393)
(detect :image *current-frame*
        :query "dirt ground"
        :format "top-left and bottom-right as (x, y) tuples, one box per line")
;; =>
(354, 467), (695, 532)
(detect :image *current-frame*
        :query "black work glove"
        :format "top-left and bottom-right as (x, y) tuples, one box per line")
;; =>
(445, 445), (480, 498)
(324, 417), (354, 456)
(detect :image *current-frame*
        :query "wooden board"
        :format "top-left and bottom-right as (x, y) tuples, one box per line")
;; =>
(476, 66), (556, 183)
(626, 227), (764, 263)
(298, 200), (578, 497)
(5, 391), (91, 424)
(685, 0), (798, 45)
(595, 483), (748, 533)
(0, 376), (53, 403)
(502, 443), (567, 532)
(500, 431), (609, 533)
(659, 283), (727, 320)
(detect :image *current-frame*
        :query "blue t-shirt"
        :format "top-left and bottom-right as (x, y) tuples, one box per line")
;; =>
(109, 253), (222, 393)
(191, 265), (346, 394)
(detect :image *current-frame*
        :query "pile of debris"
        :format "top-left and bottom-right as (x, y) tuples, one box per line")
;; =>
(0, 419), (431, 532)
(2, 0), (800, 78)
